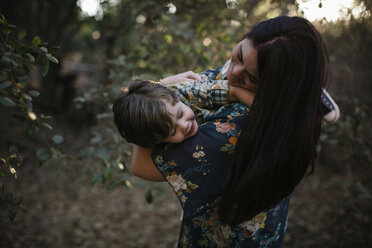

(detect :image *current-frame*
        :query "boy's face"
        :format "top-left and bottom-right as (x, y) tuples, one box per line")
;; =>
(163, 100), (199, 144)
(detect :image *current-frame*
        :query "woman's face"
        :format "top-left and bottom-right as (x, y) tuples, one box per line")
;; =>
(227, 39), (259, 93)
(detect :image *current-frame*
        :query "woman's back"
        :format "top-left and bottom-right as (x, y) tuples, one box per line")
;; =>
(152, 103), (290, 247)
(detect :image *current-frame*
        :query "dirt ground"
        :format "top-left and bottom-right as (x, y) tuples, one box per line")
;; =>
(1, 117), (371, 248)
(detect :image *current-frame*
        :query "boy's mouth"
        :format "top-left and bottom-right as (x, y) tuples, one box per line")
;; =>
(187, 121), (195, 136)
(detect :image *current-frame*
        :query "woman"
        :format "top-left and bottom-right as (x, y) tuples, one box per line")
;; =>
(131, 16), (331, 247)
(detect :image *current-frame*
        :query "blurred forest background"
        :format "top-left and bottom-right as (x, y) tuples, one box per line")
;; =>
(0, 0), (371, 247)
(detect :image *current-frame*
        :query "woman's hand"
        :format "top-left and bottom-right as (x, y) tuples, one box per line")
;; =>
(160, 71), (202, 85)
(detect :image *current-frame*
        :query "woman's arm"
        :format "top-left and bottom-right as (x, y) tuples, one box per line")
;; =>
(131, 145), (166, 182)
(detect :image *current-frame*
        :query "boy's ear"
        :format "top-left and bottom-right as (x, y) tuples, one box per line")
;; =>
(120, 87), (128, 93)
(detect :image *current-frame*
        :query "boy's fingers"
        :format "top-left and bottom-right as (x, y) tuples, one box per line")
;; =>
(185, 71), (202, 82)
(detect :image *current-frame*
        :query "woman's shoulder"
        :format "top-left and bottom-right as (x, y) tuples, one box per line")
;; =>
(204, 102), (249, 122)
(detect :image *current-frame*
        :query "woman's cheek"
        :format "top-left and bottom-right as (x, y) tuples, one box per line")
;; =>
(247, 81), (259, 93)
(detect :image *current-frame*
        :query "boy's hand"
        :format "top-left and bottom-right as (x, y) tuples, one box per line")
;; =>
(160, 71), (202, 85)
(228, 84), (256, 107)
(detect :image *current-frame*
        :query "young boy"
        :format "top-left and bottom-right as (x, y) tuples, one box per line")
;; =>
(113, 79), (254, 147)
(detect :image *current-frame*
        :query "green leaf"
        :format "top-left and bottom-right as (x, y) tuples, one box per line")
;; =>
(0, 96), (16, 107)
(90, 134), (102, 145)
(102, 167), (112, 182)
(27, 123), (39, 136)
(0, 81), (12, 89)
(153, 187), (165, 196)
(40, 47), (48, 53)
(51, 135), (64, 145)
(91, 171), (102, 184)
(43, 122), (53, 130)
(12, 113), (27, 121)
(73, 96), (86, 103)
(12, 86), (20, 96)
(32, 36), (41, 46)
(145, 190), (153, 203)
(28, 111), (37, 120)
(0, 55), (11, 63)
(15, 196), (22, 204)
(19, 76), (29, 86)
(1, 56), (18, 67)
(77, 147), (90, 160)
(8, 208), (16, 221)
(0, 70), (8, 81)
(40, 114), (53, 119)
(9, 146), (18, 153)
(46, 53), (58, 64)
(25, 53), (35, 62)
(18, 29), (26, 40)
(25, 99), (32, 111)
(94, 147), (108, 161)
(113, 134), (120, 144)
(49, 46), (61, 53)
(41, 60), (49, 77)
(5, 192), (14, 202)
(36, 148), (51, 163)
(23, 93), (32, 101)
(29, 90), (40, 97)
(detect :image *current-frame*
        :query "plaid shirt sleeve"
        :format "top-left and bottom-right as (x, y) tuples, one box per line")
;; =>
(167, 80), (230, 123)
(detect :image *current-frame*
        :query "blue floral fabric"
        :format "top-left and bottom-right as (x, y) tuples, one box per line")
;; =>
(151, 63), (290, 247)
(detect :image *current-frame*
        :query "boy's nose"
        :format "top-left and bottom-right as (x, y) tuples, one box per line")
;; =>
(178, 120), (188, 133)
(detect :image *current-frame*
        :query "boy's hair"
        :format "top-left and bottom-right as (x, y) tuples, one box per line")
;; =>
(113, 80), (179, 147)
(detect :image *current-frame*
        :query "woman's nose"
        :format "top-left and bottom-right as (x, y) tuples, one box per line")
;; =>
(232, 64), (244, 76)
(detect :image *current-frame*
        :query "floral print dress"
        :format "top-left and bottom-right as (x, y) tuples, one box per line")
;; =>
(152, 101), (290, 247)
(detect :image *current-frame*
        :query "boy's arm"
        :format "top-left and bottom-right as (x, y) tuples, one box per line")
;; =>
(131, 145), (166, 182)
(168, 80), (230, 109)
(160, 71), (202, 85)
(228, 85), (255, 107)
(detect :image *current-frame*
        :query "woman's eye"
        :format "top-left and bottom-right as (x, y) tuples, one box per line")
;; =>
(249, 74), (258, 84)
(248, 72), (258, 84)
(238, 51), (243, 63)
